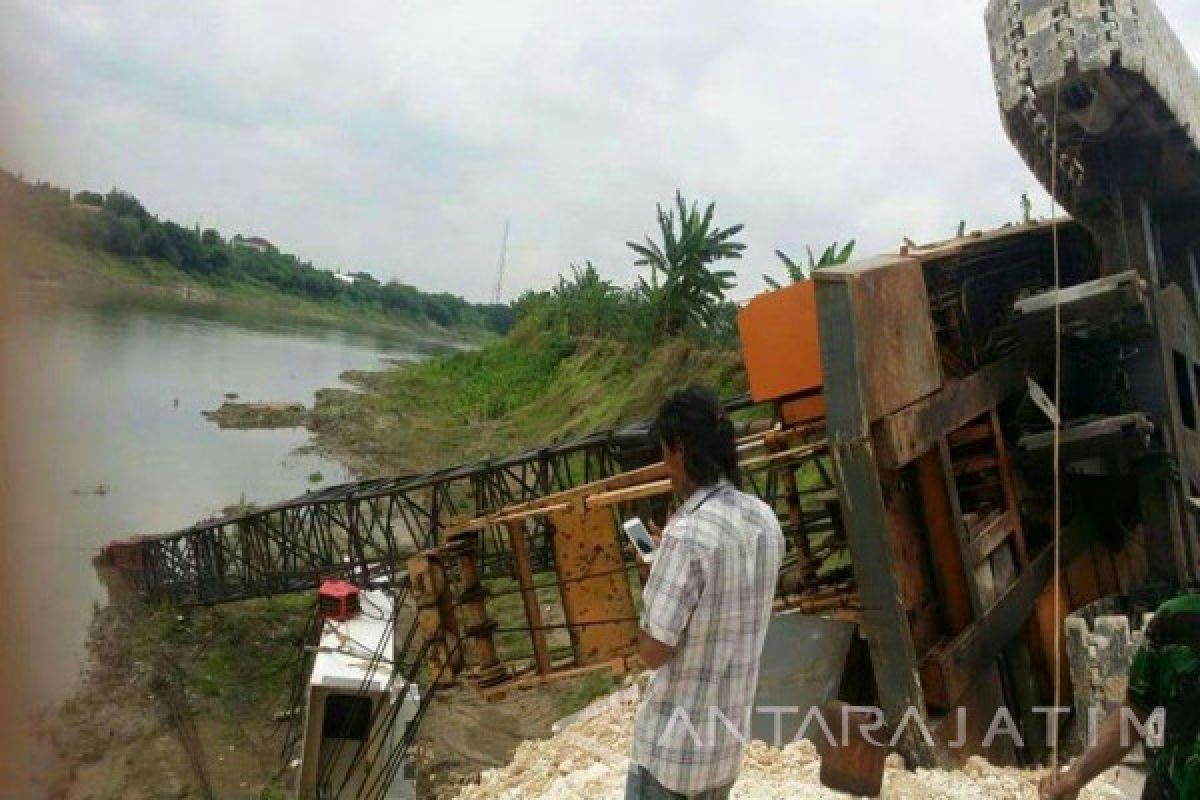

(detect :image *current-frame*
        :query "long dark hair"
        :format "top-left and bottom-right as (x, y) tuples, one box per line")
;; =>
(653, 386), (741, 489)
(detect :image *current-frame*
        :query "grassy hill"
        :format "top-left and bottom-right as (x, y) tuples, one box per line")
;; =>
(0, 169), (512, 337)
(2, 225), (485, 339)
(310, 322), (748, 476)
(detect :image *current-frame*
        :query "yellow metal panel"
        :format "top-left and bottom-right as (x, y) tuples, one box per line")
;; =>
(548, 505), (639, 666)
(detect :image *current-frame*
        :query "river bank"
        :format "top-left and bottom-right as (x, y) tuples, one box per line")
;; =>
(0, 290), (461, 798)
(4, 228), (492, 347)
(41, 324), (748, 798)
(306, 332), (748, 477)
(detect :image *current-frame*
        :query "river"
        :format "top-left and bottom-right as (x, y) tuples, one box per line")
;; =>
(2, 290), (443, 771)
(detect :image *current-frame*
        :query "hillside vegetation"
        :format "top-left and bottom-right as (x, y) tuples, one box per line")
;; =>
(308, 192), (803, 475)
(311, 329), (747, 475)
(308, 191), (859, 476)
(0, 169), (513, 335)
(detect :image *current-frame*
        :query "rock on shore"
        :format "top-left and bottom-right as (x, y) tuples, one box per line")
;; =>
(202, 401), (308, 429)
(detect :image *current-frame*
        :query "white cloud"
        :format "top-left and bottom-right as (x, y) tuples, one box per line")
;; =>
(2, 0), (1198, 301)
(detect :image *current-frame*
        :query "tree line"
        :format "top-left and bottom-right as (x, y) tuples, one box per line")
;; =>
(5, 169), (857, 348)
(2, 170), (515, 334)
(513, 190), (855, 352)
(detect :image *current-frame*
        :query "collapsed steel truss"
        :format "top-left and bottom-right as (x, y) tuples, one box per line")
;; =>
(108, 400), (752, 605)
(113, 424), (648, 604)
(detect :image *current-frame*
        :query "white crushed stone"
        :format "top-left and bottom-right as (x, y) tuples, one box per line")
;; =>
(454, 685), (1132, 799)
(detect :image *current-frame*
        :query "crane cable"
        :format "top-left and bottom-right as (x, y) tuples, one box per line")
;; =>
(1049, 78), (1064, 778)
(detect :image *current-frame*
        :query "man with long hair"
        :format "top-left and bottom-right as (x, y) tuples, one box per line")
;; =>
(627, 386), (785, 799)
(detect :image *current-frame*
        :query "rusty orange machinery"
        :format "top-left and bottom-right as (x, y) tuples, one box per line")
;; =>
(737, 279), (826, 423)
(405, 493), (645, 696)
(401, 426), (856, 698)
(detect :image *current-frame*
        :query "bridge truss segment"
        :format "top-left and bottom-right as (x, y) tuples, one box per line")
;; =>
(108, 419), (668, 605)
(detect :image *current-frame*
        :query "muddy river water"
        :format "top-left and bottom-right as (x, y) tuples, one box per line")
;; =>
(2, 291), (442, 789)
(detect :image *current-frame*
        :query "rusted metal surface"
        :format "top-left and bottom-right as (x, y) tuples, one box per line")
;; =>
(916, 449), (973, 636)
(816, 256), (942, 425)
(547, 504), (640, 666)
(816, 259), (937, 766)
(107, 6), (1200, 777)
(504, 519), (551, 676)
(920, 520), (1088, 712)
(449, 532), (507, 687)
(407, 553), (462, 688)
(392, 430), (858, 697)
(105, 418), (672, 605)
(873, 355), (1025, 469)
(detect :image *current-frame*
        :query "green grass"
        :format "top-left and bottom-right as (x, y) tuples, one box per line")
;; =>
(130, 594), (314, 719)
(311, 328), (748, 475)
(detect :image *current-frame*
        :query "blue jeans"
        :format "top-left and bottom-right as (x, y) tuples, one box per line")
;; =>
(624, 765), (733, 800)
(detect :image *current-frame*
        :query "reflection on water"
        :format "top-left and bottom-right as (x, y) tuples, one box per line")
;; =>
(5, 291), (435, 718)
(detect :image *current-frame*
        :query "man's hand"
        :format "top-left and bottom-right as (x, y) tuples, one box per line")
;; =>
(637, 630), (675, 669)
(646, 520), (663, 547)
(1038, 770), (1081, 800)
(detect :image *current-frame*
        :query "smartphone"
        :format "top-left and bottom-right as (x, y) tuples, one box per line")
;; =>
(622, 517), (658, 564)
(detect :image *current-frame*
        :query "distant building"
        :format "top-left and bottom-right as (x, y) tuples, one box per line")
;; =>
(233, 235), (276, 254)
(335, 271), (381, 286)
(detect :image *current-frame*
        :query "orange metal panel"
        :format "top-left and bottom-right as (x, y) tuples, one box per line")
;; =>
(780, 393), (826, 425)
(737, 280), (823, 403)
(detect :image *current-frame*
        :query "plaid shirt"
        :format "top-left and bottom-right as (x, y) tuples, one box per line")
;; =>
(632, 479), (784, 794)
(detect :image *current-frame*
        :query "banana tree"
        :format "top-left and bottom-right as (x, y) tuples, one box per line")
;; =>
(762, 240), (856, 289)
(627, 191), (744, 337)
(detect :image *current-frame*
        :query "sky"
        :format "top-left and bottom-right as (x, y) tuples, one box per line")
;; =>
(2, 1), (1198, 303)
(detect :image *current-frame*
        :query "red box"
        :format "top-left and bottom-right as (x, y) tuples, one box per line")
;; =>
(318, 579), (361, 620)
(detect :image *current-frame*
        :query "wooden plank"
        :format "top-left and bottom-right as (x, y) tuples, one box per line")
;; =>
(967, 510), (1015, 566)
(443, 428), (805, 537)
(584, 444), (828, 511)
(585, 480), (672, 509)
(989, 409), (1030, 567)
(1013, 269), (1145, 321)
(990, 540), (1017, 596)
(491, 502), (570, 527)
(938, 438), (986, 618)
(443, 464), (666, 536)
(884, 470), (933, 612)
(947, 423), (993, 447)
(916, 450), (973, 635)
(919, 524), (1088, 710)
(1018, 412), (1154, 455)
(1137, 196), (1195, 586)
(873, 355), (1024, 470)
(953, 453), (999, 476)
(831, 439), (937, 764)
(974, 561), (998, 610)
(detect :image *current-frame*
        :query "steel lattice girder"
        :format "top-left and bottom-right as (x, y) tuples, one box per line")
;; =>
(123, 420), (666, 605)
